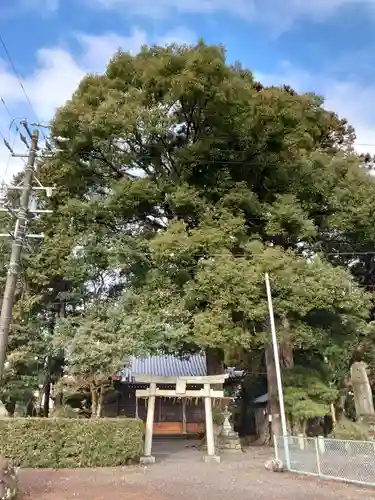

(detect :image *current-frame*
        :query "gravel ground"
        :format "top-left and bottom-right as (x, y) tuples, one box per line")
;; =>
(20, 439), (375, 500)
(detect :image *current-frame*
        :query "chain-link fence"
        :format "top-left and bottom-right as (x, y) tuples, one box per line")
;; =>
(274, 435), (375, 486)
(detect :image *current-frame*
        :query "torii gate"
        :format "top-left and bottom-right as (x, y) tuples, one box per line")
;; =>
(135, 374), (228, 464)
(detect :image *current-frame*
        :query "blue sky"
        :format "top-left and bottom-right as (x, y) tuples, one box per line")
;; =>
(1, 0), (375, 180)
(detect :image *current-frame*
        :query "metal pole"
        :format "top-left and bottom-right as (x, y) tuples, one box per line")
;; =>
(273, 433), (279, 461)
(315, 438), (321, 476)
(265, 272), (291, 469)
(0, 129), (39, 380)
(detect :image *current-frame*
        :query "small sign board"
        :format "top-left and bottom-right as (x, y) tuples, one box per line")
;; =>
(175, 379), (187, 396)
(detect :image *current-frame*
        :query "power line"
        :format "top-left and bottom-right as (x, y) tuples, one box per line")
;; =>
(108, 143), (375, 152)
(327, 252), (375, 256)
(109, 248), (375, 257)
(0, 127), (16, 185)
(2, 132), (18, 182)
(0, 35), (39, 125)
(0, 114), (27, 185)
(0, 34), (48, 145)
(95, 155), (375, 167)
(0, 97), (13, 123)
(1, 97), (25, 144)
(0, 98), (28, 176)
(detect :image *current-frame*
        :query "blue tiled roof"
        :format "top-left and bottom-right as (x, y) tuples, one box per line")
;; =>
(120, 353), (207, 382)
(254, 393), (268, 404)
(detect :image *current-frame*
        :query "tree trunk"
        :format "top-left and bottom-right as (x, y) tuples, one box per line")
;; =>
(206, 348), (224, 393)
(265, 344), (282, 436)
(54, 391), (63, 409)
(265, 316), (294, 436)
(91, 387), (98, 418)
(96, 389), (104, 418)
(43, 381), (51, 417)
(4, 401), (15, 417)
(279, 317), (294, 369)
(36, 389), (43, 416)
(59, 302), (65, 318)
(206, 348), (224, 374)
(26, 397), (37, 417)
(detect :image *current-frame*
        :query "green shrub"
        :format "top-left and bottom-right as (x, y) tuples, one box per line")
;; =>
(0, 417), (144, 468)
(51, 405), (82, 418)
(212, 406), (225, 426)
(331, 417), (370, 441)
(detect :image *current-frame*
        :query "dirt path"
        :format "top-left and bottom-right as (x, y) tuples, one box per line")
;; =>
(20, 440), (375, 500)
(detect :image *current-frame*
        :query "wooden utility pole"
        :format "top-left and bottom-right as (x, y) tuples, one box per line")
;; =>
(0, 129), (39, 379)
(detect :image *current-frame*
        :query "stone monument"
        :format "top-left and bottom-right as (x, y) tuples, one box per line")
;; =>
(0, 456), (18, 500)
(217, 406), (242, 451)
(350, 361), (375, 430)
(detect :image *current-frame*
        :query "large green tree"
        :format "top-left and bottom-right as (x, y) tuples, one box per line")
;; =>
(6, 41), (375, 423)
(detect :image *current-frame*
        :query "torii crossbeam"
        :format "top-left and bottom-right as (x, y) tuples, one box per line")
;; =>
(135, 374), (228, 464)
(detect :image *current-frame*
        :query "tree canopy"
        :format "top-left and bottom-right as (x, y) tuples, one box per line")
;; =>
(2, 40), (375, 421)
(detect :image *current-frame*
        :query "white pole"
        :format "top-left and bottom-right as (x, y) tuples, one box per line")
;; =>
(265, 272), (291, 470)
(315, 438), (321, 475)
(273, 433), (279, 460)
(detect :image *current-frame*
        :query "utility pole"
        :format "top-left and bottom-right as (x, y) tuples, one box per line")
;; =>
(0, 129), (39, 379)
(265, 272), (291, 470)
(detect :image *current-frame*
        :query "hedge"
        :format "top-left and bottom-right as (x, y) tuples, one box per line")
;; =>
(0, 418), (144, 468)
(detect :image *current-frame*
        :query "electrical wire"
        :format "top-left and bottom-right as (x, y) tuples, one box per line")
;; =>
(327, 251), (375, 256)
(1, 96), (26, 152)
(0, 35), (39, 124)
(1, 97), (13, 123)
(0, 33), (49, 145)
(0, 110), (26, 185)
(106, 143), (375, 153)
(2, 134), (17, 182)
(0, 127), (13, 187)
(103, 249), (375, 258)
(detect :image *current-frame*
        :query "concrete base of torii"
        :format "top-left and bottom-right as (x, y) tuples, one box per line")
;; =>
(140, 455), (156, 465)
(203, 455), (221, 463)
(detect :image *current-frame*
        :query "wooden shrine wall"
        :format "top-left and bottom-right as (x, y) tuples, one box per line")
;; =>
(103, 383), (206, 435)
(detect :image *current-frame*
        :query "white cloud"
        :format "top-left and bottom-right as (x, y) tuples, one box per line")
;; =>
(157, 27), (197, 47)
(0, 47), (85, 185)
(1, 25), (196, 122)
(1, 0), (59, 18)
(88, 0), (374, 32)
(0, 27), (195, 182)
(76, 29), (148, 72)
(91, 0), (253, 18)
(1, 24), (374, 188)
(76, 27), (195, 72)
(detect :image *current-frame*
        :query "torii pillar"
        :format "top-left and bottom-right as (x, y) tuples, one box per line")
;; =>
(136, 374), (228, 464)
